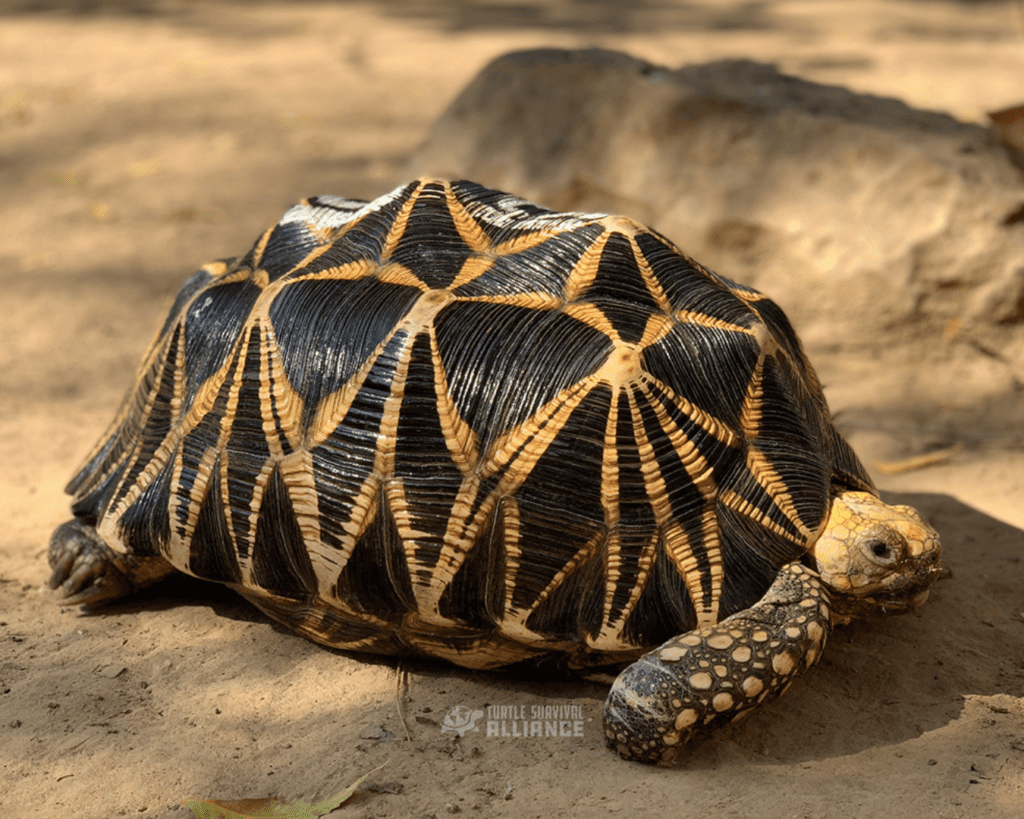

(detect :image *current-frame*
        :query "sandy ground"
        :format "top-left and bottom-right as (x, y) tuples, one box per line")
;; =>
(1, 2), (1023, 817)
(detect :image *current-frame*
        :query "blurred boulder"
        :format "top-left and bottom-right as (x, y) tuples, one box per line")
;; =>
(410, 49), (1024, 408)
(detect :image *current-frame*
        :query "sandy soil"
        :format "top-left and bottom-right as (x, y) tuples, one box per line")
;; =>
(1, 2), (1022, 817)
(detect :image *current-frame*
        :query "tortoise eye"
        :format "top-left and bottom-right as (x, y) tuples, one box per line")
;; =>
(870, 541), (890, 558)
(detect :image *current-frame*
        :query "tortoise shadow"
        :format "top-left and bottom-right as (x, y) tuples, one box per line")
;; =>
(70, 571), (271, 623)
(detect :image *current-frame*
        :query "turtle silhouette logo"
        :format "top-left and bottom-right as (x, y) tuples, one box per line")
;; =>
(440, 705), (484, 737)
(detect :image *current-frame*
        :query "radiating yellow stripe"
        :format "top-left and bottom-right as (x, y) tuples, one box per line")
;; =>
(600, 388), (621, 525)
(563, 302), (620, 342)
(719, 482), (811, 544)
(444, 181), (493, 252)
(283, 258), (381, 285)
(739, 444), (816, 542)
(165, 444), (221, 572)
(306, 324), (410, 450)
(636, 373), (741, 448)
(377, 261), (428, 290)
(674, 309), (754, 336)
(247, 225), (276, 270)
(481, 376), (598, 479)
(458, 291), (563, 310)
(429, 327), (480, 474)
(590, 529), (659, 650)
(311, 328), (418, 587)
(491, 229), (559, 257)
(637, 312), (675, 348)
(635, 379), (720, 490)
(379, 178), (427, 261)
(562, 230), (610, 302)
(497, 496), (521, 621)
(448, 254), (495, 290)
(429, 376), (601, 611)
(630, 233), (673, 314)
(632, 380), (726, 623)
(258, 317), (306, 454)
(629, 388), (712, 622)
(98, 324), (188, 551)
(507, 528), (605, 627)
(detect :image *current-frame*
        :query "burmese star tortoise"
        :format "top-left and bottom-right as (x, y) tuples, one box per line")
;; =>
(50, 178), (942, 764)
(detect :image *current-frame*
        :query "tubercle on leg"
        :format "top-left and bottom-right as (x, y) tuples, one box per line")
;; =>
(603, 563), (832, 765)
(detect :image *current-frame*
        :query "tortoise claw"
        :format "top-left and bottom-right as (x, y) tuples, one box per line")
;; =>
(48, 520), (137, 607)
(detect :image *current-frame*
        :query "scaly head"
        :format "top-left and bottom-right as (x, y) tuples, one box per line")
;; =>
(812, 491), (942, 619)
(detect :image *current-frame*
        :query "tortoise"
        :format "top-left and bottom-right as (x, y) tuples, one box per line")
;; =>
(49, 178), (941, 764)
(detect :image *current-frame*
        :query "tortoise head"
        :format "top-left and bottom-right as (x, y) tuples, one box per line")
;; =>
(811, 491), (942, 619)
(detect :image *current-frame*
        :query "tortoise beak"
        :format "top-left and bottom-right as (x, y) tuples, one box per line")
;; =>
(831, 563), (941, 618)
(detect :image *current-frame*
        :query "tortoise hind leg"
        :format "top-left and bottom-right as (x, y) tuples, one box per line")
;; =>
(604, 562), (832, 765)
(48, 519), (177, 607)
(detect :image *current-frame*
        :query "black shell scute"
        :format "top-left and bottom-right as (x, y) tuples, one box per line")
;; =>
(66, 178), (872, 669)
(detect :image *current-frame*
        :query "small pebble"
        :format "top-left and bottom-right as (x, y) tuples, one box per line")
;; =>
(97, 665), (126, 679)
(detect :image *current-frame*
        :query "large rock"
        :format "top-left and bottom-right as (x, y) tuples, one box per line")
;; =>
(410, 49), (1024, 412)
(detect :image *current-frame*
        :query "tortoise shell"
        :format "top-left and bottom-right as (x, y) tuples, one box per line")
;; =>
(66, 178), (873, 669)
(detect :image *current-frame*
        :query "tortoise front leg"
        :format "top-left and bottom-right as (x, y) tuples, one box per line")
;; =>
(604, 562), (832, 765)
(49, 519), (177, 607)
